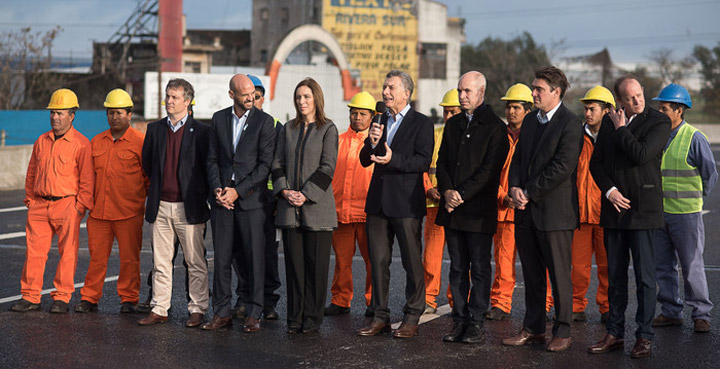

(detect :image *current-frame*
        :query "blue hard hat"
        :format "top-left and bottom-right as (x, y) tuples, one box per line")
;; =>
(246, 74), (265, 95)
(652, 83), (692, 109)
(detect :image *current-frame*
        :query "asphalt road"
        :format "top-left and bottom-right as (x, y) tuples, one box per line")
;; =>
(2, 148), (720, 368)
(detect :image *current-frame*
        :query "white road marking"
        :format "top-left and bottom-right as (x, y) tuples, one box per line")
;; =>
(0, 206), (26, 213)
(0, 222), (86, 241)
(0, 259), (210, 304)
(0, 232), (26, 240)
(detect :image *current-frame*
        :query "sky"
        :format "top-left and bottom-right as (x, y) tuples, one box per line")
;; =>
(1, 0), (718, 64)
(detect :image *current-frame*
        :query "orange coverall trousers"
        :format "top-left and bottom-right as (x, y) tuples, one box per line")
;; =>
(571, 223), (609, 314)
(21, 197), (83, 303)
(330, 222), (372, 308)
(80, 214), (144, 304)
(491, 221), (554, 313)
(423, 206), (449, 308)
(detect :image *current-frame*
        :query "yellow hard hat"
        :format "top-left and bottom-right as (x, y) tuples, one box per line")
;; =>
(501, 83), (533, 104)
(347, 91), (376, 112)
(47, 88), (79, 110)
(104, 88), (134, 108)
(439, 89), (460, 107)
(580, 85), (616, 109)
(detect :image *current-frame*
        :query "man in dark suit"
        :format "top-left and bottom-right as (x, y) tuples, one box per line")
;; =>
(588, 75), (671, 359)
(502, 66), (583, 352)
(203, 74), (276, 332)
(435, 71), (509, 344)
(138, 78), (211, 327)
(358, 70), (434, 338)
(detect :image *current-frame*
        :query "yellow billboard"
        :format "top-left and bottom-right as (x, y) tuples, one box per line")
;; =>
(322, 0), (419, 101)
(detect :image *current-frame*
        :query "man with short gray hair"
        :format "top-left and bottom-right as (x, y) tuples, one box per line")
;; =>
(358, 70), (434, 338)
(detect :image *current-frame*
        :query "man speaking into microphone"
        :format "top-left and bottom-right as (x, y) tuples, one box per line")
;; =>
(358, 70), (434, 338)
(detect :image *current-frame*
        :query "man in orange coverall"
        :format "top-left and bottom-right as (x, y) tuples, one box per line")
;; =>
(74, 89), (148, 314)
(12, 88), (94, 314)
(324, 91), (376, 317)
(571, 86), (613, 323)
(486, 84), (553, 320)
(422, 89), (461, 314)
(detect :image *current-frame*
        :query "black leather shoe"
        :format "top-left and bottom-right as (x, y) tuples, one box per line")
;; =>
(572, 311), (587, 322)
(484, 307), (509, 321)
(263, 308), (279, 320)
(324, 303), (350, 316)
(120, 302), (136, 314)
(442, 322), (467, 342)
(49, 300), (69, 314)
(461, 324), (485, 344)
(11, 299), (40, 312)
(74, 300), (98, 313)
(287, 323), (302, 334)
(136, 296), (152, 313)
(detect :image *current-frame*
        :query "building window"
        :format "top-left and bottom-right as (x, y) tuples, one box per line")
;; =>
(260, 8), (269, 20)
(260, 49), (268, 63)
(184, 61), (201, 73)
(419, 43), (447, 79)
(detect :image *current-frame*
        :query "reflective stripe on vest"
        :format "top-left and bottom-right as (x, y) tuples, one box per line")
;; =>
(661, 123), (704, 214)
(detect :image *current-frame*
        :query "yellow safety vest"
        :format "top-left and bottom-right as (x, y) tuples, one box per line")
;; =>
(661, 123), (704, 214)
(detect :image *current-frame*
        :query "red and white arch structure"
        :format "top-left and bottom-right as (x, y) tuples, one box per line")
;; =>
(266, 24), (359, 101)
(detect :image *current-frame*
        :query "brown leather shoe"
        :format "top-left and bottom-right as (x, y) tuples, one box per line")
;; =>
(243, 317), (261, 333)
(630, 338), (652, 359)
(393, 322), (418, 338)
(502, 329), (545, 346)
(358, 321), (391, 336)
(202, 315), (232, 330)
(694, 319), (710, 333)
(546, 337), (571, 352)
(588, 333), (624, 354)
(186, 313), (205, 328)
(138, 312), (168, 326)
(652, 314), (682, 327)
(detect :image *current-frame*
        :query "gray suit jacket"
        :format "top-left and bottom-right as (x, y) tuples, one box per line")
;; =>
(272, 119), (338, 231)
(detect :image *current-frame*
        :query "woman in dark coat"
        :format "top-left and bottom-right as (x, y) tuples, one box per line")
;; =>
(271, 78), (338, 333)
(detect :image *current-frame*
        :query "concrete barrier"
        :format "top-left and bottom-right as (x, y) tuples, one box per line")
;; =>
(0, 145), (32, 190)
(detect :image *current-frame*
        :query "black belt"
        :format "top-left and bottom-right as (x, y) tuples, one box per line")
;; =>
(41, 195), (72, 201)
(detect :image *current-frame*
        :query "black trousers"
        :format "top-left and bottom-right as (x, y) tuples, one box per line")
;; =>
(210, 205), (265, 319)
(233, 203), (281, 310)
(366, 214), (425, 325)
(515, 211), (574, 338)
(604, 228), (656, 340)
(283, 228), (332, 329)
(446, 228), (493, 325)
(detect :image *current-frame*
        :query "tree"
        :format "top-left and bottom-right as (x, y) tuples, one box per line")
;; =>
(0, 26), (63, 109)
(461, 32), (551, 106)
(647, 48), (696, 85)
(693, 42), (720, 117)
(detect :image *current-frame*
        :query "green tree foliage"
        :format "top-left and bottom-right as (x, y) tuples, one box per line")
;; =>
(461, 32), (550, 107)
(692, 42), (720, 117)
